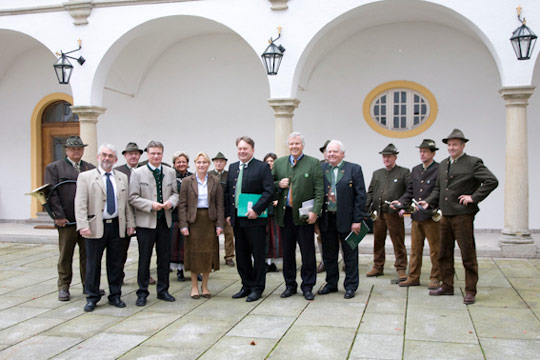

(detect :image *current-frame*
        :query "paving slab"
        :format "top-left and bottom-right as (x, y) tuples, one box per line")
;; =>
(0, 306), (50, 330)
(494, 258), (540, 278)
(480, 338), (540, 360)
(469, 307), (540, 340)
(473, 287), (528, 308)
(251, 293), (308, 317)
(407, 286), (465, 309)
(269, 325), (355, 359)
(350, 333), (403, 359)
(52, 332), (147, 360)
(0, 335), (82, 360)
(403, 340), (483, 360)
(120, 345), (200, 359)
(46, 313), (121, 339)
(227, 314), (296, 339)
(296, 301), (365, 328)
(0, 317), (64, 346)
(107, 311), (182, 336)
(405, 307), (477, 343)
(506, 276), (540, 291)
(199, 336), (276, 360)
(358, 312), (404, 335)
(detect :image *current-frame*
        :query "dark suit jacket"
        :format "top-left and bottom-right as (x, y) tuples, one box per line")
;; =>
(366, 165), (410, 214)
(398, 161), (439, 221)
(44, 158), (95, 223)
(178, 173), (224, 229)
(425, 154), (498, 216)
(114, 164), (133, 181)
(272, 154), (324, 226)
(319, 161), (367, 234)
(224, 158), (274, 228)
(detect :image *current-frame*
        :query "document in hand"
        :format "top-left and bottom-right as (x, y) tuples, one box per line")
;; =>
(298, 199), (314, 216)
(345, 220), (370, 250)
(237, 193), (268, 218)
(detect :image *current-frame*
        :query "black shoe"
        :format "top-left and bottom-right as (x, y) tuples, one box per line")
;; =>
(246, 292), (261, 302)
(58, 289), (70, 301)
(268, 263), (278, 272)
(177, 269), (185, 282)
(197, 274), (203, 281)
(317, 284), (338, 295)
(232, 288), (250, 299)
(157, 292), (176, 302)
(280, 288), (297, 298)
(265, 263), (270, 273)
(344, 290), (356, 299)
(84, 300), (97, 312)
(303, 291), (315, 301)
(136, 296), (147, 307)
(108, 298), (126, 308)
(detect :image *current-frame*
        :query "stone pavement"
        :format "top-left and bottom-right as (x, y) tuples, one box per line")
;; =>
(0, 238), (539, 360)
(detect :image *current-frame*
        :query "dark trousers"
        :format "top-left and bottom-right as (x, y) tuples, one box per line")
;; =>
(373, 212), (407, 271)
(281, 207), (316, 293)
(439, 214), (478, 295)
(234, 225), (267, 294)
(170, 221), (185, 263)
(85, 219), (123, 302)
(409, 219), (440, 281)
(136, 217), (171, 297)
(57, 226), (86, 290)
(224, 222), (235, 260)
(120, 235), (132, 280)
(321, 213), (359, 291)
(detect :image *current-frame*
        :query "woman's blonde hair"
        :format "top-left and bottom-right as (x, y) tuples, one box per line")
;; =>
(194, 152), (210, 164)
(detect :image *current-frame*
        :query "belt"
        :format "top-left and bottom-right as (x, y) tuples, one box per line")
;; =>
(327, 210), (337, 215)
(103, 217), (118, 224)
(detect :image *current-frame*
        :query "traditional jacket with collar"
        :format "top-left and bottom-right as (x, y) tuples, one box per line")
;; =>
(366, 165), (410, 214)
(178, 173), (224, 229)
(398, 161), (439, 221)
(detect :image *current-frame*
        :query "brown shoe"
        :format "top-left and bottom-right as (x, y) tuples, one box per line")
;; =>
(397, 269), (407, 281)
(428, 279), (440, 290)
(366, 267), (383, 277)
(225, 259), (235, 267)
(58, 289), (70, 301)
(398, 278), (420, 287)
(149, 276), (156, 285)
(463, 293), (475, 305)
(317, 262), (325, 273)
(429, 286), (454, 296)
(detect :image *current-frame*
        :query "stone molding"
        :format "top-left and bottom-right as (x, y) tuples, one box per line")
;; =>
(499, 86), (535, 106)
(268, 0), (288, 11)
(268, 98), (300, 157)
(63, 1), (93, 26)
(71, 105), (106, 165)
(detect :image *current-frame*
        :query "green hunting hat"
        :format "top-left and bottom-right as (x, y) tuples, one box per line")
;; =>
(379, 143), (399, 155)
(122, 142), (143, 155)
(442, 128), (469, 144)
(64, 136), (87, 148)
(212, 152), (228, 161)
(416, 139), (439, 151)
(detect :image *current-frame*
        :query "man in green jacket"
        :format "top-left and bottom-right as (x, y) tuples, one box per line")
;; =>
(420, 129), (498, 305)
(365, 144), (410, 281)
(272, 132), (324, 300)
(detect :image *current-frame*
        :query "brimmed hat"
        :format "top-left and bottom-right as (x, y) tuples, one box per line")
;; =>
(416, 139), (439, 151)
(122, 142), (143, 155)
(379, 143), (399, 155)
(442, 129), (469, 144)
(212, 152), (228, 161)
(319, 140), (331, 153)
(64, 136), (87, 148)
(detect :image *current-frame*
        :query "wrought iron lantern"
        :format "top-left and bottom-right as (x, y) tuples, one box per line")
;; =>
(54, 40), (86, 84)
(510, 6), (537, 60)
(261, 27), (286, 75)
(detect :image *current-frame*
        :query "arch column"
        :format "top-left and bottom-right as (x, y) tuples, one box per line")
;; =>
(268, 98), (300, 157)
(71, 105), (106, 166)
(498, 86), (536, 258)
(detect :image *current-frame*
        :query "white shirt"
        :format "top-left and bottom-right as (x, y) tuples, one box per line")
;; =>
(100, 166), (118, 219)
(197, 174), (209, 208)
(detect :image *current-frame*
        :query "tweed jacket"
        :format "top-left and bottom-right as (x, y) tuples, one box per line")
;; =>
(272, 154), (324, 226)
(398, 161), (439, 221)
(209, 169), (228, 192)
(366, 165), (410, 214)
(128, 164), (179, 228)
(74, 168), (135, 238)
(319, 161), (367, 234)
(44, 158), (95, 223)
(425, 154), (498, 216)
(114, 164), (133, 181)
(224, 158), (274, 228)
(178, 173), (224, 229)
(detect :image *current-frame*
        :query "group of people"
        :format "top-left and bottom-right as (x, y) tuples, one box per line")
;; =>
(44, 127), (497, 312)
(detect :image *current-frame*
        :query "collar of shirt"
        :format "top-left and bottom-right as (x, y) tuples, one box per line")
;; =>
(331, 160), (344, 169)
(241, 157), (254, 168)
(423, 160), (435, 170)
(289, 153), (304, 165)
(65, 157), (79, 167)
(147, 163), (161, 171)
(450, 153), (465, 164)
(196, 173), (208, 185)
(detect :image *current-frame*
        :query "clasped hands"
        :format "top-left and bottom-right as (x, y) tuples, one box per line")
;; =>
(152, 200), (173, 211)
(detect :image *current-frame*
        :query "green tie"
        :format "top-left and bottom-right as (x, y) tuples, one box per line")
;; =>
(235, 163), (245, 208)
(328, 167), (337, 212)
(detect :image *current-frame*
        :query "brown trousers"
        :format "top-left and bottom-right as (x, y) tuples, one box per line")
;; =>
(439, 214), (478, 295)
(223, 222), (235, 260)
(57, 226), (86, 290)
(373, 212), (407, 271)
(409, 219), (440, 281)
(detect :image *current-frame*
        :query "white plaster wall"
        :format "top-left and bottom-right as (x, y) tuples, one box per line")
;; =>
(0, 46), (71, 220)
(528, 64), (540, 230)
(98, 33), (274, 169)
(294, 22), (506, 229)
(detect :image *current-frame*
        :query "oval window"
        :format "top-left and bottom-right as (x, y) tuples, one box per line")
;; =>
(363, 81), (437, 138)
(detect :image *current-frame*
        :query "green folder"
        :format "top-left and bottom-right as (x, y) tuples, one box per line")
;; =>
(345, 220), (370, 250)
(237, 193), (268, 218)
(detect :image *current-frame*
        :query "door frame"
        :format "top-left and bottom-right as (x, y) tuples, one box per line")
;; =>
(30, 93), (75, 218)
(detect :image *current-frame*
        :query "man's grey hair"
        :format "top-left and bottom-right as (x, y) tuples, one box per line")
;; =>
(328, 140), (345, 153)
(98, 144), (117, 157)
(286, 132), (305, 145)
(146, 140), (164, 151)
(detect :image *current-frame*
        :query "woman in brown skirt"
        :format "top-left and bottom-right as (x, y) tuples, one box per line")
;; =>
(178, 152), (224, 299)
